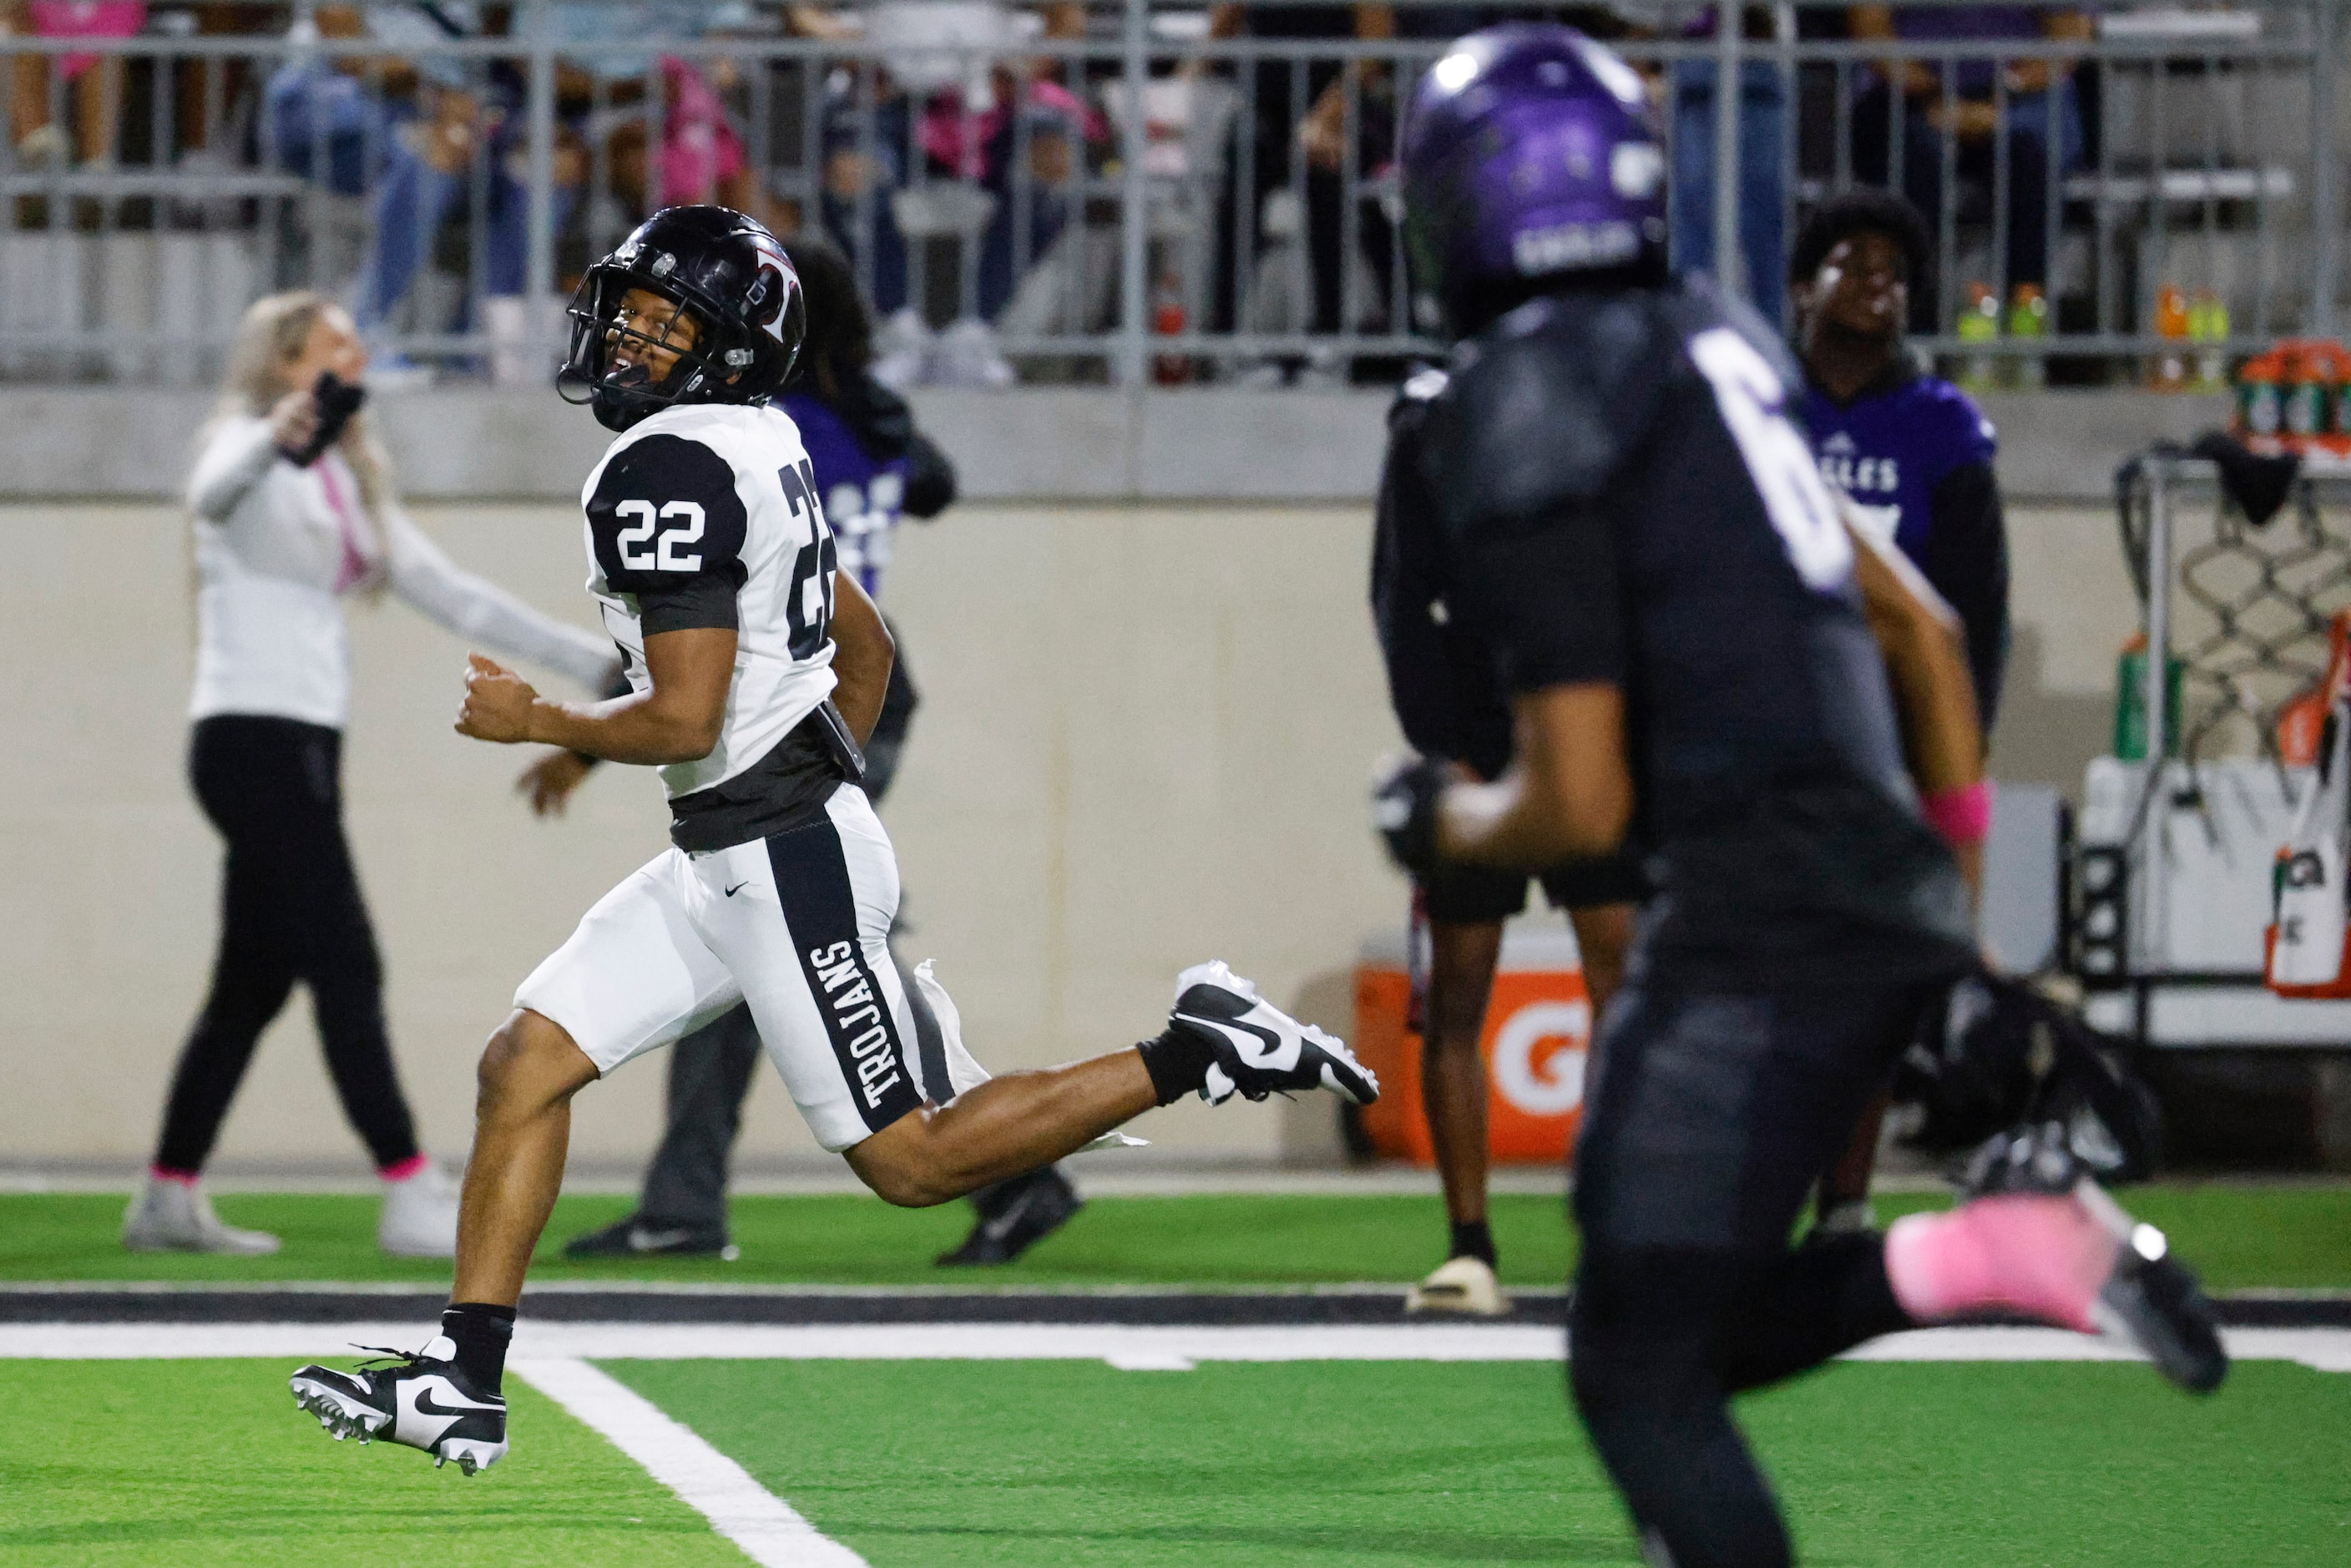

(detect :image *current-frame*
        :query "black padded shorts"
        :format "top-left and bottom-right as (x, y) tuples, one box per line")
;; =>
(1418, 849), (1649, 924)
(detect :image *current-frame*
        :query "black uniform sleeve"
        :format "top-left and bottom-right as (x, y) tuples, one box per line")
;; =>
(1371, 392), (1454, 754)
(1920, 458), (2011, 728)
(1449, 503), (1625, 694)
(586, 433), (751, 636)
(1423, 305), (1660, 695)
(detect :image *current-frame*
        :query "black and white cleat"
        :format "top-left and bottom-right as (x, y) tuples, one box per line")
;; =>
(290, 1341), (508, 1474)
(1167, 960), (1380, 1106)
(2077, 1183), (2230, 1394)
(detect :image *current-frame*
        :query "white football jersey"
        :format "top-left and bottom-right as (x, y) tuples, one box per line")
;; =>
(579, 401), (839, 801)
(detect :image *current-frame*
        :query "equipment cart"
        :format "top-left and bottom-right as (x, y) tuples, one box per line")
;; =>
(2069, 448), (2351, 1057)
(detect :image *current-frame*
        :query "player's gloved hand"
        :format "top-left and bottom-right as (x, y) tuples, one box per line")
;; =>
(1371, 752), (1451, 878)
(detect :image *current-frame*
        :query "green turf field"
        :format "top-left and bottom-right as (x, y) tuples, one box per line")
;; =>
(6, 1182), (2350, 1289)
(4, 1355), (2345, 1566)
(614, 1357), (2351, 1566)
(0, 1360), (743, 1565)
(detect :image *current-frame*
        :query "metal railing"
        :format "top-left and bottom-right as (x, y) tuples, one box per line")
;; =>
(0, 1), (2338, 389)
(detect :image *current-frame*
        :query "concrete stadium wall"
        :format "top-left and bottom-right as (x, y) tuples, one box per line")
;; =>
(0, 385), (2235, 506)
(0, 498), (1404, 1176)
(0, 493), (2131, 1176)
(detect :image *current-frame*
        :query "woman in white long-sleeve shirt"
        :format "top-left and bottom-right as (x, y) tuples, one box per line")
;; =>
(124, 291), (615, 1258)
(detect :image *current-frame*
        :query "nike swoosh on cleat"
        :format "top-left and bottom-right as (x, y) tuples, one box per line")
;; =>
(629, 1227), (701, 1252)
(1172, 1011), (1285, 1064)
(980, 1191), (1035, 1243)
(396, 1377), (501, 1449)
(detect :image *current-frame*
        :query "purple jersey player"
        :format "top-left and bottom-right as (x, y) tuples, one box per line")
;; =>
(1792, 189), (2012, 1238)
(1792, 188), (2011, 728)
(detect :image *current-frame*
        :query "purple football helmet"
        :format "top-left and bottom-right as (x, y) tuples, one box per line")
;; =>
(1402, 24), (1666, 332)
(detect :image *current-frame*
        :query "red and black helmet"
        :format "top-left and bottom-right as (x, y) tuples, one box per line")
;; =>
(559, 205), (807, 431)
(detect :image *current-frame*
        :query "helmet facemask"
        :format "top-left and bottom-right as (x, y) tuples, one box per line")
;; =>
(559, 270), (746, 432)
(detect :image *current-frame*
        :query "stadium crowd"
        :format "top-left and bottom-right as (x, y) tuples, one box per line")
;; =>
(1, 2), (2209, 389)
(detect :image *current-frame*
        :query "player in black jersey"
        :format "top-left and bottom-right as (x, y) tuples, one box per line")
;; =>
(1373, 365), (1644, 1313)
(1373, 27), (2225, 1566)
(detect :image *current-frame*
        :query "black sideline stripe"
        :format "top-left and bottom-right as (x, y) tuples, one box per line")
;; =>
(2, 1286), (2338, 1329)
(765, 816), (922, 1134)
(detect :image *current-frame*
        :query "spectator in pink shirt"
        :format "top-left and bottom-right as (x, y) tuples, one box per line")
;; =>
(6, 0), (144, 166)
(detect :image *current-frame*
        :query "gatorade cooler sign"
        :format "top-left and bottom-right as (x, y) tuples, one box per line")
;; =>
(1351, 922), (1593, 1164)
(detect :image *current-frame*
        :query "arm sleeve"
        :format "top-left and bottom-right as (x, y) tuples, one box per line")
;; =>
(1427, 324), (1645, 696)
(382, 509), (618, 690)
(587, 433), (751, 637)
(186, 418), (281, 522)
(1920, 459), (2011, 728)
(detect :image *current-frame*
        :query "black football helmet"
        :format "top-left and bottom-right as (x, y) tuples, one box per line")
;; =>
(559, 205), (806, 432)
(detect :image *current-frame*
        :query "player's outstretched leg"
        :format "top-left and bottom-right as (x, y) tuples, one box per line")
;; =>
(846, 961), (1377, 1208)
(291, 1008), (594, 1470)
(1884, 1174), (2227, 1392)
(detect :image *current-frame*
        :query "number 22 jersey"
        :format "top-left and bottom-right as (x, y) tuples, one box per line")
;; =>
(1413, 277), (1976, 989)
(581, 400), (847, 852)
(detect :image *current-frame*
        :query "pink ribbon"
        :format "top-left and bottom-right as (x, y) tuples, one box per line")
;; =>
(316, 459), (375, 594)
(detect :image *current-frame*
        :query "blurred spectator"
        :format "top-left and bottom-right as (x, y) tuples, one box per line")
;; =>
(1206, 1), (1382, 362)
(6, 1), (145, 167)
(546, 2), (792, 250)
(1214, 5), (1636, 372)
(817, 2), (1100, 379)
(133, 290), (614, 1257)
(1848, 3), (2094, 329)
(1666, 4), (1789, 324)
(266, 5), (579, 362)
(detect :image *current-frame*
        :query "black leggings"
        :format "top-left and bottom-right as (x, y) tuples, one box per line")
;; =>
(1567, 984), (1927, 1568)
(153, 716), (420, 1175)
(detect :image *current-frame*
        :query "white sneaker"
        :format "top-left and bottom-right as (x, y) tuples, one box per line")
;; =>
(871, 306), (933, 389)
(928, 317), (1015, 388)
(1406, 1255), (1506, 1317)
(378, 1162), (461, 1258)
(1166, 960), (1380, 1106)
(122, 1176), (281, 1255)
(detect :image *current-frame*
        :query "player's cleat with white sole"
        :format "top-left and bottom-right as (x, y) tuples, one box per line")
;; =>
(1406, 1255), (1506, 1317)
(1167, 961), (1379, 1106)
(290, 1340), (508, 1474)
(121, 1176), (280, 1255)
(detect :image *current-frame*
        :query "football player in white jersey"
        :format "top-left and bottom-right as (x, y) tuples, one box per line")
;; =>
(291, 206), (1378, 1474)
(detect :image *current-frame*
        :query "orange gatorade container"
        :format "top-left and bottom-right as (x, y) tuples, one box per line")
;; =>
(1352, 923), (1595, 1165)
(2237, 349), (2285, 445)
(2288, 341), (2338, 447)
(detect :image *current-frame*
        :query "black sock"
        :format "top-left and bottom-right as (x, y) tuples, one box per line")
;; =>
(1135, 1026), (1216, 1106)
(438, 1302), (516, 1394)
(1449, 1219), (1497, 1267)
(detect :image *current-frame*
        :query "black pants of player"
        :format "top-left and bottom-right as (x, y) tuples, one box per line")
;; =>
(154, 716), (421, 1175)
(1568, 982), (1928, 1568)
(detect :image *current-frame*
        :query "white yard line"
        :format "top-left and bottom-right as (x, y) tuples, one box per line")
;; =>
(510, 1356), (867, 1568)
(0, 1321), (2347, 1371)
